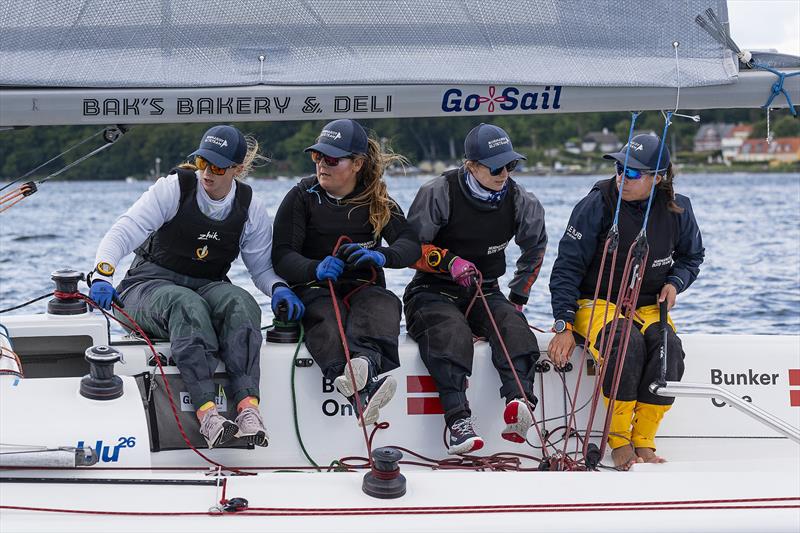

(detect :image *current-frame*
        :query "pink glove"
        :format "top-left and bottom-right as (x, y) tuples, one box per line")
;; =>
(449, 256), (479, 287)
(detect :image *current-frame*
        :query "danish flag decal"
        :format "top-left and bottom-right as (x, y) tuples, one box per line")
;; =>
(789, 369), (800, 407)
(407, 375), (443, 415)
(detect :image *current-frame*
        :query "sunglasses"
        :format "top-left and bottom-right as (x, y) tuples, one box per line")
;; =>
(488, 160), (518, 176)
(615, 162), (657, 180)
(195, 156), (231, 176)
(310, 151), (353, 167)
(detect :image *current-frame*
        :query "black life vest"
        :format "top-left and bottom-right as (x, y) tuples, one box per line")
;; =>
(134, 168), (252, 280)
(296, 176), (385, 284)
(431, 168), (517, 280)
(579, 177), (678, 307)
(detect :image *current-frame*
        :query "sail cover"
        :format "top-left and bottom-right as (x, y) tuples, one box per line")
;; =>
(0, 0), (738, 89)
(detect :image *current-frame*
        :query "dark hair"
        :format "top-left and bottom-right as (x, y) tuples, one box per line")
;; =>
(657, 163), (684, 214)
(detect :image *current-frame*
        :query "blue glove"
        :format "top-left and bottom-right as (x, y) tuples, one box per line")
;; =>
(89, 280), (118, 310)
(271, 286), (305, 321)
(338, 243), (386, 268)
(315, 255), (346, 282)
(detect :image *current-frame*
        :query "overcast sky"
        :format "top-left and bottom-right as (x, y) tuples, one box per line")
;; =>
(728, 0), (799, 55)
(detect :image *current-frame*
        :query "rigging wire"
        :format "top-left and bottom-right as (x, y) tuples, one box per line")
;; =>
(0, 126), (129, 213)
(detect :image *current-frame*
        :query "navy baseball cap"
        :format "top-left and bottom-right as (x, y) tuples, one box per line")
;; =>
(464, 123), (526, 170)
(604, 133), (671, 172)
(304, 119), (368, 158)
(189, 125), (247, 168)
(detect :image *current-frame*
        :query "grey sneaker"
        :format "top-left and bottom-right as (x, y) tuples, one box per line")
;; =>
(198, 408), (238, 449)
(235, 406), (269, 447)
(333, 356), (369, 397)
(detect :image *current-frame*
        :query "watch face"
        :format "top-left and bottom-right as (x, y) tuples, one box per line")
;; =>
(554, 319), (566, 333)
(96, 262), (115, 276)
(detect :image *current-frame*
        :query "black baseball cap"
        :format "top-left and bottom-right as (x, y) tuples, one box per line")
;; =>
(304, 119), (368, 158)
(603, 133), (671, 172)
(464, 123), (526, 170)
(189, 125), (247, 168)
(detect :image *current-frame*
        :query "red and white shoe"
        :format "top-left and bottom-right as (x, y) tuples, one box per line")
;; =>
(501, 398), (533, 443)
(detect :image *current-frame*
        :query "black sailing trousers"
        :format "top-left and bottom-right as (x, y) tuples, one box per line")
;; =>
(404, 280), (540, 425)
(296, 281), (402, 380)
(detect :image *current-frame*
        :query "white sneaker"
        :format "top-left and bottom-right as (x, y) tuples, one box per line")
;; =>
(198, 408), (238, 449)
(333, 356), (369, 397)
(235, 406), (269, 447)
(501, 398), (534, 443)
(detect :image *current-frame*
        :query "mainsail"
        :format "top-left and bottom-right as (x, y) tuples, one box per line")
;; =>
(0, 0), (797, 125)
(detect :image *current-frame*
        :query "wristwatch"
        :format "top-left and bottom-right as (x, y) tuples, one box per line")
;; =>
(95, 262), (115, 277)
(553, 319), (573, 334)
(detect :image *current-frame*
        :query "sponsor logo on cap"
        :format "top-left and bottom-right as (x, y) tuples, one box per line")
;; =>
(487, 136), (510, 149)
(626, 141), (644, 152)
(320, 129), (343, 141)
(205, 135), (229, 148)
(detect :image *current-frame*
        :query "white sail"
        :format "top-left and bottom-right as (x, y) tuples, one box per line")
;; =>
(2, 0), (797, 126)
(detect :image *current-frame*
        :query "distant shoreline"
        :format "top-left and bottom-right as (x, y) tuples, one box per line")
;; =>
(4, 170), (798, 184)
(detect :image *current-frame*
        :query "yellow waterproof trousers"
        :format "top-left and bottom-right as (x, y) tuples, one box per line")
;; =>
(575, 299), (674, 450)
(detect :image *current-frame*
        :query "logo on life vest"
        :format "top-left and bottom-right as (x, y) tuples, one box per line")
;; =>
(487, 242), (509, 255)
(196, 245), (209, 260)
(198, 231), (220, 241)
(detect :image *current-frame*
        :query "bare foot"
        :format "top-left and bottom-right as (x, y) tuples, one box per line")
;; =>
(635, 447), (666, 464)
(611, 445), (643, 471)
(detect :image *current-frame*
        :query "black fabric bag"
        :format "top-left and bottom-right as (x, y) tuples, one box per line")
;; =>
(136, 371), (252, 452)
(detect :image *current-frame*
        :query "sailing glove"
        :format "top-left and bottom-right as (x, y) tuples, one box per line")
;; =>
(316, 255), (346, 282)
(271, 286), (305, 321)
(337, 243), (386, 268)
(448, 256), (479, 288)
(89, 280), (118, 310)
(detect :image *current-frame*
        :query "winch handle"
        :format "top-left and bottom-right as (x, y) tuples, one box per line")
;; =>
(658, 299), (669, 386)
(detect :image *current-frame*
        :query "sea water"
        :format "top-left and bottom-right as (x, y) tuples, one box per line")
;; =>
(1, 173), (798, 335)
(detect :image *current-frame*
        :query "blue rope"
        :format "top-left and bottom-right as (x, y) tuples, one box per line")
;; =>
(642, 112), (673, 231)
(612, 112), (640, 227)
(753, 61), (800, 116)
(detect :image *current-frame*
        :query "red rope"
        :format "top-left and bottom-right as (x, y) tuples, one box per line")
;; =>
(595, 239), (649, 461)
(327, 236), (376, 466)
(57, 291), (247, 475)
(3, 497), (797, 517)
(463, 273), (549, 454)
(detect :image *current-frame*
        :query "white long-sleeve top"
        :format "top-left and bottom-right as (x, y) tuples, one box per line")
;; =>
(94, 172), (284, 296)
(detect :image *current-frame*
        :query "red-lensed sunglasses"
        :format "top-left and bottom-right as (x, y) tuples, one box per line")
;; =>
(195, 156), (230, 176)
(310, 151), (353, 167)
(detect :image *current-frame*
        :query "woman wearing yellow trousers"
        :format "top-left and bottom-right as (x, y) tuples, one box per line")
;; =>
(548, 134), (704, 469)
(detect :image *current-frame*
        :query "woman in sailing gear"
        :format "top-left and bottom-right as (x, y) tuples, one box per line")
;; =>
(90, 125), (302, 449)
(403, 123), (547, 455)
(548, 133), (704, 469)
(272, 119), (420, 426)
